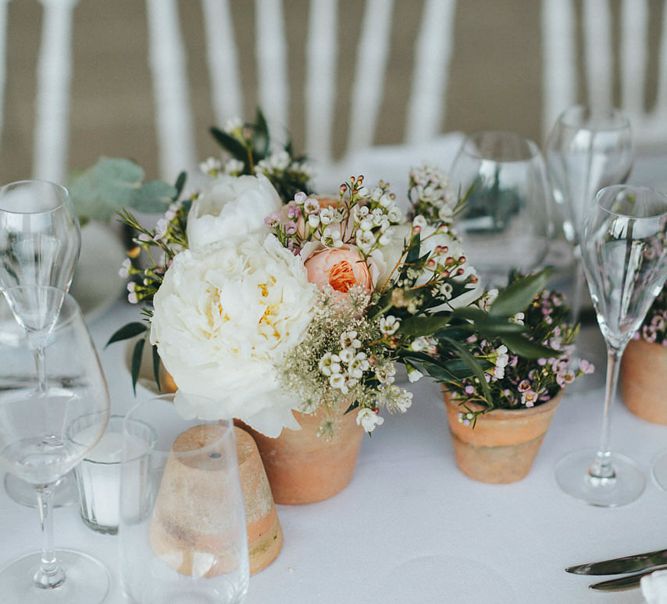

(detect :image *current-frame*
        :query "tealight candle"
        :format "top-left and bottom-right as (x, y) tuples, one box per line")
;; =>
(74, 416), (153, 535)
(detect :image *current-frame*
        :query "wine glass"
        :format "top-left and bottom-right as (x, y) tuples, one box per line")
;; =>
(119, 395), (249, 603)
(555, 185), (667, 507)
(545, 106), (633, 324)
(0, 180), (81, 507)
(0, 287), (111, 603)
(449, 131), (552, 287)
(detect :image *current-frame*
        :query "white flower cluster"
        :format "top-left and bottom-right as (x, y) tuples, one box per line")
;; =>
(255, 150), (314, 183)
(486, 345), (509, 380)
(318, 330), (370, 395)
(351, 185), (403, 254)
(199, 157), (245, 178)
(408, 165), (458, 224)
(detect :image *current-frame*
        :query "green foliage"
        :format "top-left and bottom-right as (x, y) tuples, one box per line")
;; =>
(105, 322), (147, 347)
(209, 108), (313, 202)
(69, 157), (176, 222)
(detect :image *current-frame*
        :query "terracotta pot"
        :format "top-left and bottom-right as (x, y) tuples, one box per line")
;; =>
(151, 425), (282, 576)
(621, 339), (667, 425)
(443, 390), (562, 484)
(244, 407), (365, 505)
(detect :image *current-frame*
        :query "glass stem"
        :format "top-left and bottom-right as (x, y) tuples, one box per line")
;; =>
(589, 345), (623, 481)
(570, 252), (585, 326)
(34, 346), (47, 395)
(33, 484), (65, 590)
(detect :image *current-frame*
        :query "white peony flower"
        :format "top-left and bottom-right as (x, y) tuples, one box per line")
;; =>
(187, 174), (282, 251)
(356, 408), (384, 432)
(150, 234), (316, 437)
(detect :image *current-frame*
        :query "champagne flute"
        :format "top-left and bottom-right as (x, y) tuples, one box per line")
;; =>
(0, 180), (81, 507)
(555, 185), (667, 506)
(545, 106), (633, 324)
(450, 131), (551, 287)
(0, 287), (111, 603)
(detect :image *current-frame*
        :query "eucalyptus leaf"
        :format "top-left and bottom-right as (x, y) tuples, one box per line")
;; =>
(130, 180), (177, 213)
(69, 157), (144, 221)
(489, 269), (553, 317)
(131, 338), (145, 395)
(106, 322), (147, 347)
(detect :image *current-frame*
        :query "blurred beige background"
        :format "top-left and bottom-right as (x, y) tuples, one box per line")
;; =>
(2, 0), (666, 183)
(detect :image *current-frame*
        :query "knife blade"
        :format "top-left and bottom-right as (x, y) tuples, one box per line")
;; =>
(589, 565), (667, 592)
(566, 549), (667, 575)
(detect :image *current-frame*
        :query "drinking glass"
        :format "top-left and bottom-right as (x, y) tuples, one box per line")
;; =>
(0, 180), (81, 507)
(0, 287), (111, 603)
(449, 131), (551, 287)
(120, 395), (249, 604)
(555, 185), (667, 506)
(545, 106), (633, 323)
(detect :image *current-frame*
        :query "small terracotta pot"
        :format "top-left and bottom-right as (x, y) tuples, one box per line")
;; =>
(621, 339), (667, 425)
(151, 425), (282, 575)
(443, 390), (562, 484)
(244, 407), (365, 505)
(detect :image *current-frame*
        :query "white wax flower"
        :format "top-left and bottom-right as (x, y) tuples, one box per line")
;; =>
(187, 174), (281, 251)
(356, 408), (384, 432)
(151, 234), (316, 437)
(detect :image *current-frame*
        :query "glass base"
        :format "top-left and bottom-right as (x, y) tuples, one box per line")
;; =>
(555, 448), (646, 507)
(652, 451), (667, 491)
(4, 472), (78, 509)
(0, 549), (110, 603)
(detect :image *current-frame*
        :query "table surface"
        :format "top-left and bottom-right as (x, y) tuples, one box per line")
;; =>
(2, 151), (666, 604)
(0, 299), (664, 604)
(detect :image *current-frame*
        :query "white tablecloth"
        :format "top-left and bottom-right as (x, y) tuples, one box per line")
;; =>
(0, 300), (664, 604)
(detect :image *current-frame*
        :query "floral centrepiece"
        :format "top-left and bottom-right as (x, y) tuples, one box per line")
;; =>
(111, 113), (557, 448)
(441, 279), (593, 483)
(445, 281), (593, 425)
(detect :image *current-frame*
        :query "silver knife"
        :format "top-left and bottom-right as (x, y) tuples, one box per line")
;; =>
(566, 549), (667, 575)
(589, 565), (667, 592)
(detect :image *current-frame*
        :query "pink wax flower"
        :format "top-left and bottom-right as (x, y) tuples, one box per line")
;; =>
(304, 244), (372, 294)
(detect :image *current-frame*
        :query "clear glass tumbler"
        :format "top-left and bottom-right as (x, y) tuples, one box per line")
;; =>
(119, 395), (249, 604)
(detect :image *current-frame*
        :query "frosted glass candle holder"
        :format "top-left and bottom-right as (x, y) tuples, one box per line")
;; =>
(74, 415), (155, 535)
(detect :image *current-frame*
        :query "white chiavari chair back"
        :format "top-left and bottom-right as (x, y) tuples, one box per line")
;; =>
(542, 0), (667, 148)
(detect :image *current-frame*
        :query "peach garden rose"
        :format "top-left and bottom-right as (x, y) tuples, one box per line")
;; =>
(303, 245), (372, 294)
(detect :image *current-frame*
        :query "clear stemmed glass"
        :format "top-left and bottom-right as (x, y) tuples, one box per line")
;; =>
(0, 287), (111, 603)
(555, 185), (667, 507)
(449, 131), (552, 287)
(545, 106), (633, 324)
(0, 180), (81, 507)
(120, 395), (249, 603)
